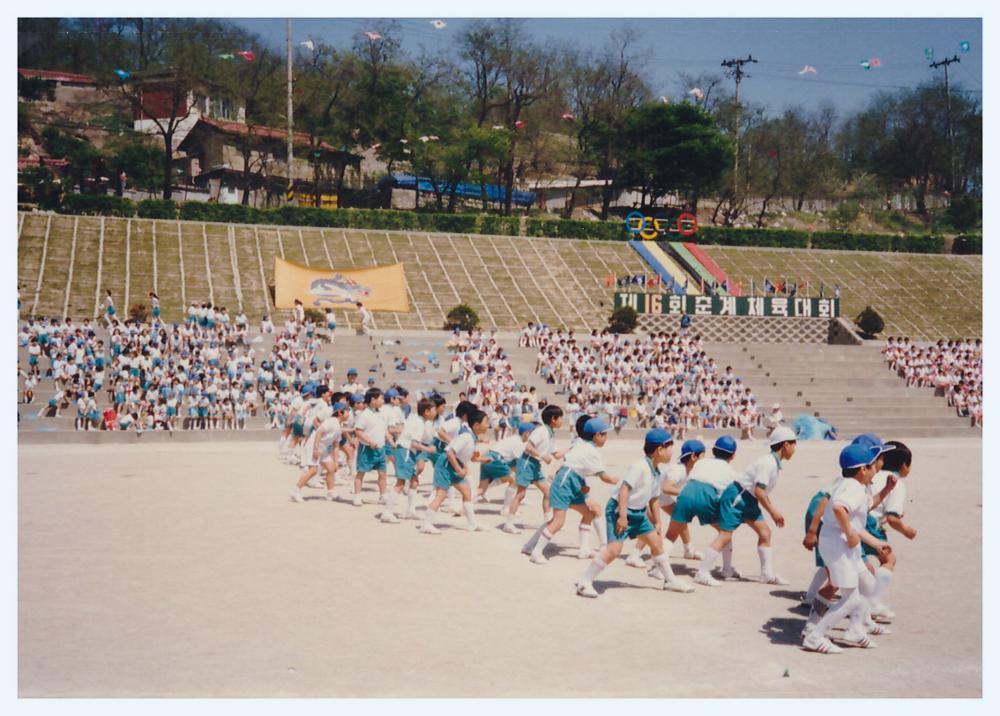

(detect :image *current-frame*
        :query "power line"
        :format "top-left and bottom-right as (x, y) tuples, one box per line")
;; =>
(721, 55), (756, 194)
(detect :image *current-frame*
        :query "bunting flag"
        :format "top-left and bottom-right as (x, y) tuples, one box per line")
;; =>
(688, 87), (705, 100)
(301, 40), (315, 51)
(363, 31), (383, 41)
(648, 275), (660, 288)
(763, 277), (776, 294)
(560, 112), (575, 121)
(113, 69), (130, 80)
(604, 272), (616, 288)
(514, 120), (525, 129)
(924, 48), (934, 61)
(238, 50), (255, 61)
(819, 283), (825, 298)
(960, 41), (971, 53)
(218, 53), (235, 60)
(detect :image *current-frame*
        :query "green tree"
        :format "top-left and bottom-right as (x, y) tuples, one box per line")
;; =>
(444, 303), (480, 331)
(855, 306), (885, 339)
(607, 305), (639, 334)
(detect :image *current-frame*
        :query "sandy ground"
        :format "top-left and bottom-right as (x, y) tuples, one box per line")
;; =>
(19, 437), (981, 698)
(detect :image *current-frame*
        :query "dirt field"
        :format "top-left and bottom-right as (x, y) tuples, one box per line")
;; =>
(18, 437), (981, 697)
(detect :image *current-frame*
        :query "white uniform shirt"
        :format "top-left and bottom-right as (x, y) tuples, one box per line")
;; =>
(447, 431), (476, 467)
(659, 462), (690, 506)
(688, 457), (737, 493)
(870, 470), (907, 525)
(355, 408), (387, 447)
(527, 425), (555, 459)
(316, 416), (342, 451)
(738, 451), (782, 496)
(399, 415), (426, 451)
(821, 477), (871, 541)
(562, 440), (606, 478)
(619, 458), (664, 510)
(441, 415), (463, 442)
(490, 434), (527, 462)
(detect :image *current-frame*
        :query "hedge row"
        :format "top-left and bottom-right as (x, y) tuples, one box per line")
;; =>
(50, 193), (972, 254)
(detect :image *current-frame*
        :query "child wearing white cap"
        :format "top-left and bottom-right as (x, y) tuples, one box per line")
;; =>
(575, 429), (694, 597)
(522, 417), (616, 564)
(698, 426), (798, 587)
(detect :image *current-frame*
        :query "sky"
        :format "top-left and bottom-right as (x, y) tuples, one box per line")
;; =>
(231, 17), (982, 115)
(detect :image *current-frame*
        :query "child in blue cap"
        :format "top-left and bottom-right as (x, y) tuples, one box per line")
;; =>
(575, 429), (695, 597)
(523, 416), (617, 564)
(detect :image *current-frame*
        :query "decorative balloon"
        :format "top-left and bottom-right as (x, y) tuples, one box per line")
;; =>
(238, 51), (255, 61)
(113, 69), (130, 80)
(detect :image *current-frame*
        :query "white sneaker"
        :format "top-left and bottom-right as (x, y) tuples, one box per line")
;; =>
(465, 523), (485, 532)
(290, 492), (305, 503)
(502, 523), (521, 535)
(693, 571), (720, 587)
(380, 513), (399, 524)
(575, 582), (599, 598)
(403, 511), (420, 520)
(325, 491), (336, 502)
(647, 565), (666, 580)
(352, 494), (363, 507)
(378, 494), (387, 505)
(869, 603), (896, 622)
(578, 549), (595, 560)
(720, 567), (743, 580)
(682, 547), (703, 560)
(760, 574), (790, 585)
(664, 577), (696, 593)
(839, 629), (878, 649)
(306, 478), (323, 489)
(802, 631), (843, 654)
(625, 553), (647, 568)
(529, 552), (548, 565)
(418, 523), (441, 535)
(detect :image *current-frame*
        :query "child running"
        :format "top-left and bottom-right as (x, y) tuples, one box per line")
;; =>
(575, 429), (695, 597)
(475, 421), (535, 513)
(380, 398), (438, 522)
(352, 388), (388, 506)
(419, 408), (491, 534)
(502, 404), (565, 534)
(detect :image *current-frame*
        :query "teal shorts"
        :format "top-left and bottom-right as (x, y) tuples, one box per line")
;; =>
(805, 491), (830, 567)
(432, 452), (466, 490)
(718, 482), (763, 532)
(292, 419), (305, 438)
(356, 444), (387, 473)
(515, 455), (544, 486)
(671, 480), (721, 526)
(606, 499), (654, 542)
(549, 467), (588, 511)
(861, 514), (888, 558)
(394, 448), (417, 480)
(480, 452), (513, 482)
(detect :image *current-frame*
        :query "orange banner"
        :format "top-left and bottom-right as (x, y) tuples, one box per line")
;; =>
(274, 257), (409, 312)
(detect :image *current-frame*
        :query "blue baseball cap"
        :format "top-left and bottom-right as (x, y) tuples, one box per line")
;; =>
(332, 401), (348, 411)
(300, 386), (313, 396)
(583, 417), (610, 437)
(644, 428), (674, 447)
(840, 443), (877, 470)
(518, 421), (537, 434)
(351, 393), (365, 404)
(347, 368), (358, 376)
(851, 433), (892, 456)
(680, 439), (706, 460)
(714, 435), (738, 454)
(385, 388), (400, 399)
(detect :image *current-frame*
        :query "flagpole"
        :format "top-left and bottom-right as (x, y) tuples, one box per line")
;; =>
(286, 18), (294, 205)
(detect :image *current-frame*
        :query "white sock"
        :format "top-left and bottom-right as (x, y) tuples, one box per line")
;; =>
(682, 540), (695, 554)
(382, 490), (397, 517)
(806, 594), (833, 627)
(653, 554), (674, 585)
(502, 485), (516, 512)
(814, 587), (861, 638)
(579, 525), (592, 554)
(524, 523), (546, 551)
(462, 502), (478, 529)
(722, 543), (734, 572)
(593, 517), (608, 546)
(872, 566), (893, 606)
(805, 568), (827, 603)
(422, 507), (438, 529)
(531, 529), (553, 559)
(406, 488), (417, 514)
(855, 569), (878, 631)
(581, 555), (608, 585)
(699, 547), (720, 575)
(758, 545), (773, 577)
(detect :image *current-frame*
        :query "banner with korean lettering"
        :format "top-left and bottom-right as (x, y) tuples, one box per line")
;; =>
(274, 257), (410, 312)
(614, 293), (839, 318)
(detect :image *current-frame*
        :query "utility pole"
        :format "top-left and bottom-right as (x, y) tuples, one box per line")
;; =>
(930, 54), (960, 194)
(286, 19), (295, 205)
(721, 55), (757, 195)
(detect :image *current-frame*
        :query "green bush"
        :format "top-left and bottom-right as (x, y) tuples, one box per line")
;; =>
(698, 227), (809, 248)
(607, 305), (640, 334)
(478, 215), (520, 236)
(810, 232), (893, 251)
(952, 234), (982, 255)
(855, 306), (885, 339)
(59, 193), (135, 217)
(891, 235), (946, 254)
(136, 199), (178, 219)
(444, 303), (480, 331)
(946, 195), (982, 232)
(527, 218), (627, 241)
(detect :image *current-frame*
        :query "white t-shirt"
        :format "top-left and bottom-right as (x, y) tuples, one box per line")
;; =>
(399, 415), (426, 451)
(821, 477), (871, 540)
(527, 425), (555, 458)
(688, 458), (737, 493)
(619, 458), (664, 510)
(447, 431), (476, 467)
(738, 451), (782, 496)
(870, 470), (907, 525)
(562, 440), (606, 478)
(355, 408), (387, 447)
(316, 416), (342, 451)
(491, 434), (527, 462)
(659, 462), (690, 506)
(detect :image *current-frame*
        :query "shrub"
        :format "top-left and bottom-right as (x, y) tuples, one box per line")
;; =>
(59, 193), (135, 217)
(891, 235), (946, 254)
(479, 215), (520, 236)
(136, 199), (177, 219)
(829, 201), (861, 231)
(855, 306), (885, 339)
(444, 303), (480, 331)
(946, 195), (982, 232)
(607, 305), (639, 334)
(303, 308), (325, 324)
(128, 303), (148, 322)
(951, 234), (982, 255)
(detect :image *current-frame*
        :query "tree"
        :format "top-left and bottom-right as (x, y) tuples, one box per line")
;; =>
(103, 132), (164, 196)
(616, 102), (732, 212)
(444, 303), (480, 331)
(855, 306), (885, 339)
(607, 305), (639, 334)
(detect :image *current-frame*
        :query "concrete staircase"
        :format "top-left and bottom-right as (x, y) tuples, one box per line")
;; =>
(705, 342), (980, 438)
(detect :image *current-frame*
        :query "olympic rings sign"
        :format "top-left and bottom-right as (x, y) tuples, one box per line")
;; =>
(625, 211), (699, 239)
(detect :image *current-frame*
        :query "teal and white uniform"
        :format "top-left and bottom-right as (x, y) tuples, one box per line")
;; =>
(817, 477), (871, 589)
(355, 407), (388, 473)
(607, 457), (662, 542)
(480, 434), (526, 482)
(305, 415), (342, 467)
(671, 458), (735, 525)
(549, 440), (606, 510)
(804, 483), (836, 567)
(516, 424), (555, 486)
(658, 462), (690, 508)
(862, 470), (904, 557)
(433, 430), (476, 489)
(719, 451), (782, 531)
(395, 414), (428, 480)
